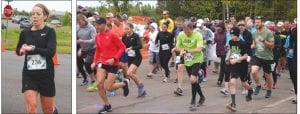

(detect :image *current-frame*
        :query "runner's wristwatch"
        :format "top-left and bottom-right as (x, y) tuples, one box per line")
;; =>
(29, 45), (36, 52)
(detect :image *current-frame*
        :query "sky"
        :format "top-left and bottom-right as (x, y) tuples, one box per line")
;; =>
(77, 0), (157, 8)
(1, 1), (72, 12)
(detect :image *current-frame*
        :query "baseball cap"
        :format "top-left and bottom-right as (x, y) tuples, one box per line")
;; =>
(230, 27), (240, 36)
(277, 21), (284, 27)
(96, 17), (106, 25)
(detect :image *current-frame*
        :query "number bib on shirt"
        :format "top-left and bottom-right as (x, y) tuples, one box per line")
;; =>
(128, 49), (136, 57)
(185, 53), (194, 61)
(27, 54), (47, 70)
(161, 44), (170, 50)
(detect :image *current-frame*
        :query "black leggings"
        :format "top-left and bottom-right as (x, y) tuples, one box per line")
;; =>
(288, 57), (297, 94)
(217, 55), (226, 82)
(159, 50), (172, 78)
(217, 55), (230, 82)
(77, 55), (87, 80)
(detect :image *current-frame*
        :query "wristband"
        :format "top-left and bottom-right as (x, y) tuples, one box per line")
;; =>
(29, 45), (36, 52)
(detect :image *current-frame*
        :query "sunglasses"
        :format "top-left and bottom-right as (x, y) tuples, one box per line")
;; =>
(162, 14), (167, 15)
(255, 16), (264, 19)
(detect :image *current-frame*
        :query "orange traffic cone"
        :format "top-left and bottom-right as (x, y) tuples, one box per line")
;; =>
(2, 40), (5, 52)
(52, 53), (60, 65)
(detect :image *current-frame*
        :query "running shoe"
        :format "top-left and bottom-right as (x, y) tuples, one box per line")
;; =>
(98, 104), (112, 114)
(189, 99), (196, 108)
(123, 79), (130, 97)
(146, 73), (153, 78)
(220, 88), (229, 96)
(162, 77), (169, 83)
(137, 83), (146, 97)
(107, 90), (116, 97)
(87, 82), (97, 92)
(254, 85), (261, 95)
(226, 103), (236, 112)
(80, 79), (88, 86)
(265, 90), (272, 98)
(246, 88), (253, 102)
(197, 97), (205, 106)
(174, 88), (183, 96)
(242, 89), (248, 95)
(202, 77), (207, 82)
(173, 78), (178, 83)
(116, 71), (124, 82)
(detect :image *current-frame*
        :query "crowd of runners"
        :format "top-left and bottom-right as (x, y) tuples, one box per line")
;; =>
(76, 5), (297, 113)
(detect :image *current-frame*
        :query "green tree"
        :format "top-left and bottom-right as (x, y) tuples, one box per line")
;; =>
(61, 12), (71, 26)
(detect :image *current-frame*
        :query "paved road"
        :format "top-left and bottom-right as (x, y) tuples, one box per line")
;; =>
(2, 51), (72, 113)
(2, 19), (20, 29)
(77, 60), (296, 113)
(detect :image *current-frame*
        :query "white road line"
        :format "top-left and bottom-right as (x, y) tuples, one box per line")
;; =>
(264, 96), (294, 108)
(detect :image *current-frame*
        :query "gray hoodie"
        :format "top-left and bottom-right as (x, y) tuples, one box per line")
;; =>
(77, 22), (96, 51)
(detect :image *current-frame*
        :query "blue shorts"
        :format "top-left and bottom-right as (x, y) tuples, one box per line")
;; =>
(120, 53), (128, 63)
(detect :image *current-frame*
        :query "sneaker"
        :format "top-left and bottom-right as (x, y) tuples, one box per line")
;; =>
(202, 77), (207, 82)
(242, 89), (248, 95)
(98, 104), (112, 114)
(265, 90), (272, 98)
(170, 62), (175, 67)
(87, 82), (97, 92)
(254, 85), (261, 95)
(197, 97), (205, 106)
(189, 99), (196, 108)
(123, 79), (130, 97)
(162, 77), (169, 83)
(212, 69), (218, 74)
(137, 83), (146, 97)
(80, 80), (89, 86)
(220, 89), (229, 96)
(246, 88), (253, 102)
(146, 73), (153, 78)
(173, 78), (178, 83)
(226, 103), (236, 112)
(107, 90), (116, 97)
(116, 71), (124, 82)
(53, 106), (58, 114)
(174, 88), (183, 96)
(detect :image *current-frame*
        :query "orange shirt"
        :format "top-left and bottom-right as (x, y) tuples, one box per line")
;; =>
(111, 22), (125, 38)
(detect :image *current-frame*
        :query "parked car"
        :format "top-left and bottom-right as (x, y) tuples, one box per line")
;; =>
(20, 19), (31, 29)
(1, 23), (6, 29)
(50, 20), (62, 27)
(12, 15), (28, 24)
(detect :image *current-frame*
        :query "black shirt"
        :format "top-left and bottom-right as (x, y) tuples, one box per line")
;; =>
(155, 31), (174, 51)
(229, 39), (247, 63)
(16, 26), (56, 74)
(122, 33), (142, 59)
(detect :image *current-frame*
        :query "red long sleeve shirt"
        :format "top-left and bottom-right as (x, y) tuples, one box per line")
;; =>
(93, 30), (125, 66)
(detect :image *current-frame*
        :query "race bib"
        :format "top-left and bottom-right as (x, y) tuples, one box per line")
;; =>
(161, 44), (170, 50)
(185, 53), (194, 61)
(27, 55), (47, 70)
(128, 49), (136, 57)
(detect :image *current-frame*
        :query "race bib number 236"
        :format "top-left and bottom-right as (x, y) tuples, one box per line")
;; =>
(27, 55), (47, 70)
